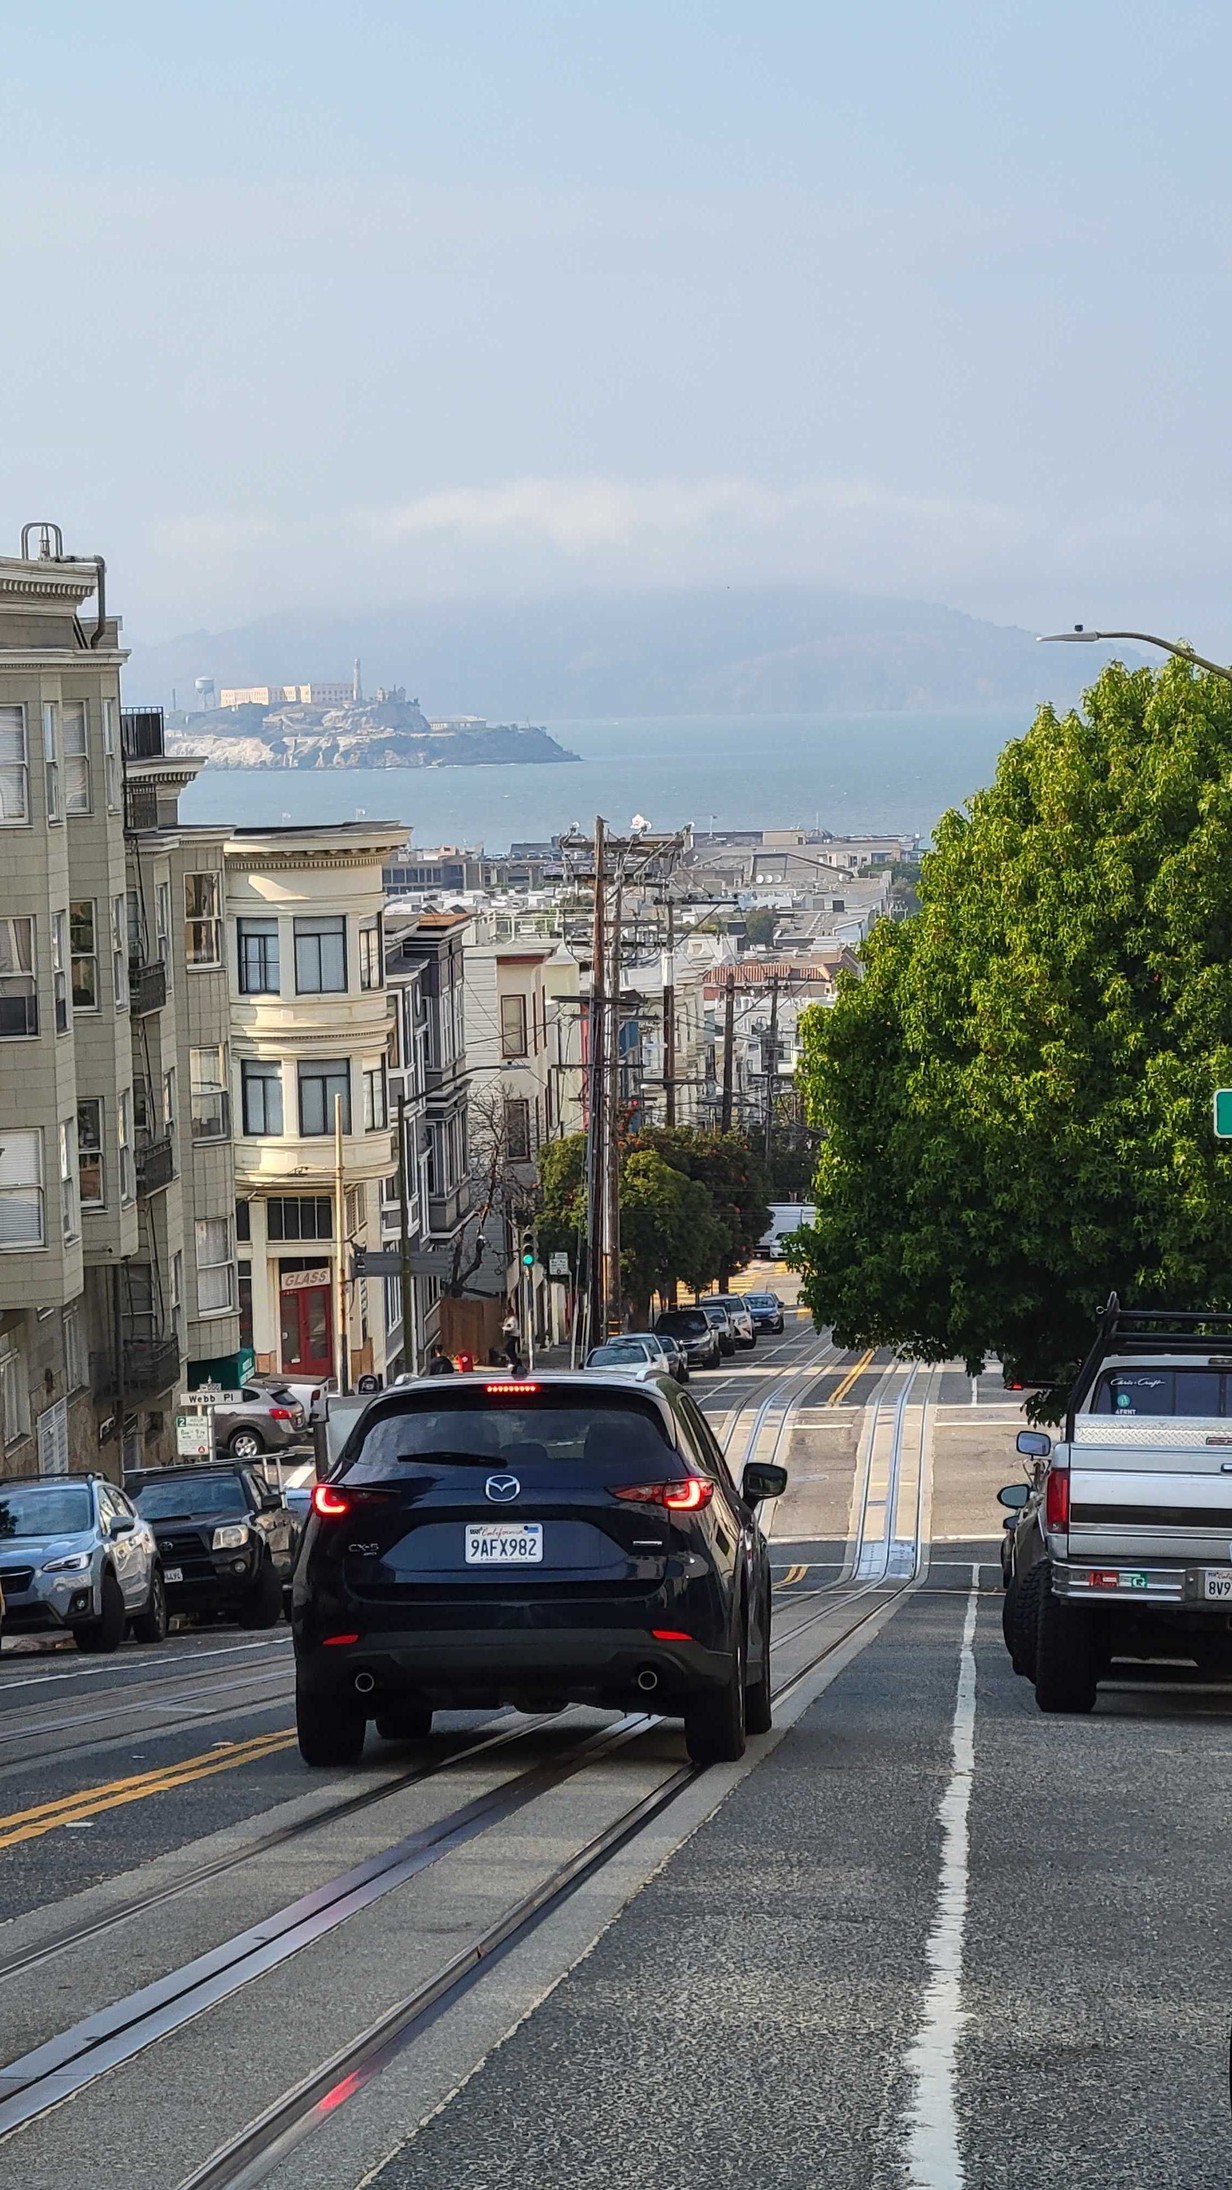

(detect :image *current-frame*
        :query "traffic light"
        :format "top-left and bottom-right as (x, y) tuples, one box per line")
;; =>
(520, 1228), (535, 1269)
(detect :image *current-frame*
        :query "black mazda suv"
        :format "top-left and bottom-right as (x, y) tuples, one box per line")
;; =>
(292, 1371), (786, 1770)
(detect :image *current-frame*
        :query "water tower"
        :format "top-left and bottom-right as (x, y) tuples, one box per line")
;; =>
(194, 677), (216, 712)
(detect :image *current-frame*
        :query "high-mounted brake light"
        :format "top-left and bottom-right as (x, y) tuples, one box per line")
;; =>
(612, 1478), (714, 1511)
(311, 1483), (350, 1517)
(1045, 1465), (1070, 1532)
(484, 1382), (541, 1395)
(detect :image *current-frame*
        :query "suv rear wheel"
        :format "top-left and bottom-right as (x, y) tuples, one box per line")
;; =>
(684, 1623), (748, 1765)
(229, 1429), (264, 1459)
(296, 1685), (366, 1767)
(744, 1608), (773, 1736)
(1034, 1574), (1098, 1713)
(376, 1700), (434, 1742)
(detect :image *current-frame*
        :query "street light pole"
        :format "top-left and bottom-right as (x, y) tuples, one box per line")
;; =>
(1038, 627), (1232, 689)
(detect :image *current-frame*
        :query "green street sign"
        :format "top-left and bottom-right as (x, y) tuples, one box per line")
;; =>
(1215, 1090), (1232, 1139)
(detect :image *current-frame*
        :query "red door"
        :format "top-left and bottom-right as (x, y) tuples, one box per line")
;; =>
(280, 1284), (332, 1377)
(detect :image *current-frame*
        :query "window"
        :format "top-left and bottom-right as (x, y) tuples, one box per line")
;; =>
(0, 1336), (29, 1444)
(70, 901), (98, 1010)
(0, 1130), (44, 1247)
(294, 915), (346, 994)
(185, 873), (222, 967)
(359, 918), (383, 990)
(241, 1057), (283, 1135)
(344, 1183), (365, 1238)
(112, 894), (127, 1011)
(238, 1262), (253, 1351)
(163, 1067), (176, 1132)
(42, 703), (60, 822)
(500, 993), (528, 1058)
(506, 1096), (531, 1162)
(238, 918), (280, 995)
(102, 699), (119, 811)
(156, 881), (171, 965)
(78, 1098), (104, 1209)
(363, 1063), (388, 1131)
(298, 1058), (350, 1135)
(63, 701), (90, 813)
(265, 1195), (332, 1242)
(51, 910), (69, 1033)
(59, 1119), (78, 1241)
(118, 1089), (134, 1205)
(0, 706), (29, 824)
(63, 1303), (86, 1394)
(235, 1198), (251, 1242)
(170, 1251), (184, 1351)
(195, 1217), (233, 1313)
(126, 888), (146, 961)
(0, 916), (37, 1036)
(190, 1046), (229, 1140)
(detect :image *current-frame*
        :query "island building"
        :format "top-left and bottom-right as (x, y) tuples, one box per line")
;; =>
(219, 683), (355, 710)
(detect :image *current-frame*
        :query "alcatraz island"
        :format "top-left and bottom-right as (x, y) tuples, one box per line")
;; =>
(166, 668), (579, 771)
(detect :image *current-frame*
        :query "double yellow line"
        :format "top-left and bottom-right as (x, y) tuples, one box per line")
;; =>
(0, 1728), (295, 1851)
(778, 1562), (810, 1587)
(828, 1347), (875, 1406)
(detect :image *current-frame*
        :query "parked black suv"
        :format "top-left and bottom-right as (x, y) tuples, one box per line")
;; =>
(292, 1371), (786, 1768)
(654, 1309), (722, 1370)
(126, 1463), (299, 1627)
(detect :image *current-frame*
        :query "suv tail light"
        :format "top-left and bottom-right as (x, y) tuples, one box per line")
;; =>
(611, 1478), (714, 1511)
(311, 1483), (350, 1518)
(268, 1406), (293, 1421)
(1045, 1465), (1070, 1532)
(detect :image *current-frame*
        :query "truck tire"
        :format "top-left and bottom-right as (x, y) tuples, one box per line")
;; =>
(239, 1558), (282, 1629)
(1007, 1562), (1046, 1678)
(1034, 1573), (1098, 1714)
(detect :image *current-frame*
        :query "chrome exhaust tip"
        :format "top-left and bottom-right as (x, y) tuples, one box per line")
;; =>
(636, 1666), (660, 1693)
(354, 1670), (376, 1695)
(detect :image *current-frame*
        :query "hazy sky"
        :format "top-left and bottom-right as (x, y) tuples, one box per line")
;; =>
(5, 1), (1232, 646)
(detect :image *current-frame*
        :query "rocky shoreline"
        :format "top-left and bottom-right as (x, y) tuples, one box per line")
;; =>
(167, 708), (579, 772)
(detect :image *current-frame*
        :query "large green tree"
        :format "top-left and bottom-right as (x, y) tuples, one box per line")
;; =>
(792, 660), (1232, 1410)
(635, 1126), (773, 1275)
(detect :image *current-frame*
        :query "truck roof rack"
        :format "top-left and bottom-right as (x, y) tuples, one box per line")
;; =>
(1065, 1293), (1232, 1437)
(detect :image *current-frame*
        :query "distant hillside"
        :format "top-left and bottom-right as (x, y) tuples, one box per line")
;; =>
(125, 588), (1138, 717)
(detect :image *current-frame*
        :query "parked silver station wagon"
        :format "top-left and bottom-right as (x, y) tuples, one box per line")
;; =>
(0, 1475), (168, 1652)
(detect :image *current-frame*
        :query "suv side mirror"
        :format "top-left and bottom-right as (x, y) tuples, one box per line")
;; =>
(108, 1515), (135, 1536)
(742, 1461), (788, 1504)
(997, 1482), (1031, 1509)
(1016, 1430), (1052, 1459)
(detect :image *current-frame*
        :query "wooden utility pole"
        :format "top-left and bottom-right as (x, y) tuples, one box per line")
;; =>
(720, 973), (736, 1132)
(584, 816), (607, 1356)
(396, 1089), (415, 1377)
(603, 867), (624, 1331)
(662, 897), (676, 1128)
(333, 1092), (349, 1394)
(763, 973), (780, 1165)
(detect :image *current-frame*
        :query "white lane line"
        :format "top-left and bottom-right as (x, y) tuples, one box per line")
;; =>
(904, 1562), (979, 2189)
(0, 1636), (290, 1696)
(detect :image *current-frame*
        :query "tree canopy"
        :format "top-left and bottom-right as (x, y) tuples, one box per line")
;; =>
(791, 660), (1232, 1410)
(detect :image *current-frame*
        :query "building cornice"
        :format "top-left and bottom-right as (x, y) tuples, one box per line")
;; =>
(0, 648), (128, 670)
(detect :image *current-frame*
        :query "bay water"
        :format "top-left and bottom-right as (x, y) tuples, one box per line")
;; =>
(180, 709), (1025, 850)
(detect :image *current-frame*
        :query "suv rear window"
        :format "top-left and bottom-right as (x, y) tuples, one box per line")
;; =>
(341, 1389), (673, 1484)
(1092, 1369), (1228, 1416)
(657, 1312), (707, 1335)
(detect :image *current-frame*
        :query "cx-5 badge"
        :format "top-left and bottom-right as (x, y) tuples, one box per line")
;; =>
(485, 1474), (521, 1503)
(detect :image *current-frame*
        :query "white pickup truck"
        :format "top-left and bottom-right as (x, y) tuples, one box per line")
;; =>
(1001, 1299), (1232, 1712)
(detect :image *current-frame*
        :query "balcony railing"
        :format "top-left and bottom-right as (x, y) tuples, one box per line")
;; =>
(91, 1335), (182, 1401)
(121, 708), (165, 760)
(129, 958), (167, 1015)
(135, 1134), (175, 1196)
(124, 781), (159, 832)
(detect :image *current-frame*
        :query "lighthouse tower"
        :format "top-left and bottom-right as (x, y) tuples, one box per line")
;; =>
(352, 656), (363, 705)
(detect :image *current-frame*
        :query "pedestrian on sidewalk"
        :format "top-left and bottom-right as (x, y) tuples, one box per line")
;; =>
(426, 1342), (455, 1376)
(501, 1308), (522, 1372)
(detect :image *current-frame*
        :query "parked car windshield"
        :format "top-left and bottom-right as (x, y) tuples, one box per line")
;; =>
(132, 1474), (250, 1519)
(589, 1340), (653, 1361)
(744, 1294), (778, 1308)
(0, 1484), (92, 1538)
(342, 1389), (674, 1481)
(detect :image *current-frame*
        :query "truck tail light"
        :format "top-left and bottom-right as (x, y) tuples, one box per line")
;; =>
(1045, 1465), (1070, 1532)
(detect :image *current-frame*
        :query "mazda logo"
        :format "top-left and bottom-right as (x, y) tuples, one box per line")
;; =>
(485, 1474), (521, 1504)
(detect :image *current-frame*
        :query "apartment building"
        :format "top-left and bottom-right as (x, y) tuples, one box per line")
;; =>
(382, 911), (472, 1359)
(0, 528), (241, 1479)
(226, 823), (403, 1390)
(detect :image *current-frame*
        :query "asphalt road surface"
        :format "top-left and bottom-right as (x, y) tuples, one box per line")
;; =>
(0, 1296), (1227, 2189)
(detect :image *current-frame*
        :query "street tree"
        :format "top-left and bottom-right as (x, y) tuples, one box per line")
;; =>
(791, 659), (1232, 1411)
(636, 1126), (773, 1275)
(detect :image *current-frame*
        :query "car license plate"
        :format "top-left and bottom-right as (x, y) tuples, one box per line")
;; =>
(464, 1524), (543, 1565)
(163, 1567), (183, 1584)
(1203, 1569), (1232, 1600)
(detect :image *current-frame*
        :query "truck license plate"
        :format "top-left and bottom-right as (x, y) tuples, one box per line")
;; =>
(465, 1524), (543, 1565)
(1203, 1570), (1232, 1600)
(162, 1567), (183, 1584)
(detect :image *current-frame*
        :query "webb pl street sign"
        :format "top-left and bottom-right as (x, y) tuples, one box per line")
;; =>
(1215, 1090), (1232, 1138)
